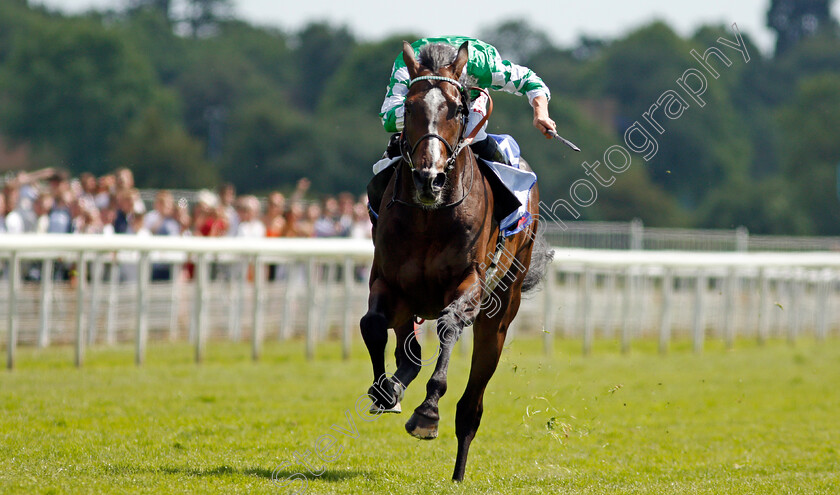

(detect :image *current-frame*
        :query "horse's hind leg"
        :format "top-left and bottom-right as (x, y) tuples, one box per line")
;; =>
(451, 288), (521, 482)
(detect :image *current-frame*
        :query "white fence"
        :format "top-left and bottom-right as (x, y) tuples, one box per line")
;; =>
(1, 235), (839, 368)
(544, 219), (840, 251)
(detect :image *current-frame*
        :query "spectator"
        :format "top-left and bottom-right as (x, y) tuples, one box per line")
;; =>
(291, 178), (311, 203)
(34, 193), (53, 234)
(0, 193), (6, 233)
(113, 188), (140, 234)
(304, 203), (323, 238)
(218, 183), (238, 237)
(69, 192), (85, 233)
(47, 189), (75, 234)
(281, 202), (309, 238)
(46, 170), (70, 199)
(115, 167), (145, 213)
(313, 200), (339, 237)
(194, 190), (228, 237)
(80, 207), (105, 234)
(130, 212), (150, 236)
(235, 195), (265, 238)
(4, 182), (35, 234)
(95, 174), (115, 210)
(1, 167), (373, 245)
(115, 167), (134, 190)
(144, 190), (181, 280)
(144, 190), (180, 236)
(78, 172), (97, 212)
(175, 198), (192, 236)
(350, 202), (373, 239)
(100, 207), (116, 235)
(264, 191), (286, 238)
(15, 170), (46, 209)
(337, 192), (356, 236)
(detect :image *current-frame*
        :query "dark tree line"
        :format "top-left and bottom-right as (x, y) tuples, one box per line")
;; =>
(0, 0), (838, 234)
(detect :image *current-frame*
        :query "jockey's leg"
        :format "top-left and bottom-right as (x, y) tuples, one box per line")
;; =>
(470, 135), (511, 165)
(366, 166), (392, 226)
(367, 133), (401, 227)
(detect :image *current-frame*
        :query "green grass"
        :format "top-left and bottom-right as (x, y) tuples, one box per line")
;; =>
(2, 337), (839, 494)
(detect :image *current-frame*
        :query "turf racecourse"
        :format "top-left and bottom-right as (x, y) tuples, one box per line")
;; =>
(2, 337), (839, 494)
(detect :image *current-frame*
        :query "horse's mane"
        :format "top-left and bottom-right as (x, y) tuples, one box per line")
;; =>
(417, 43), (457, 73)
(416, 43), (471, 99)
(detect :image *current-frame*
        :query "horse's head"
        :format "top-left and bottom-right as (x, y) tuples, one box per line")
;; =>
(401, 41), (470, 206)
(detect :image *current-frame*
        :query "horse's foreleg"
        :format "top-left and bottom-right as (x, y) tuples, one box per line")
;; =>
(364, 321), (424, 414)
(361, 278), (410, 413)
(361, 279), (395, 411)
(393, 320), (423, 393)
(406, 279), (481, 440)
(451, 288), (521, 482)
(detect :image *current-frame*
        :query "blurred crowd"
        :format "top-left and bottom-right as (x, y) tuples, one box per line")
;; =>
(0, 167), (372, 240)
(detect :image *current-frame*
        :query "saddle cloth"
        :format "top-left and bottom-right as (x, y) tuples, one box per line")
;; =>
(480, 134), (536, 236)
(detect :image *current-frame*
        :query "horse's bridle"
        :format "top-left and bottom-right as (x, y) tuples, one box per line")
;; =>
(399, 75), (470, 172)
(387, 75), (491, 210)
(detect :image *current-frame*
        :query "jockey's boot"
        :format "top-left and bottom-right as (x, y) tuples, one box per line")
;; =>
(366, 169), (392, 224)
(470, 135), (511, 165)
(367, 133), (402, 231)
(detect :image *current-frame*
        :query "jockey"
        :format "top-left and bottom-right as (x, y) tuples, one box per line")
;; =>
(369, 36), (557, 219)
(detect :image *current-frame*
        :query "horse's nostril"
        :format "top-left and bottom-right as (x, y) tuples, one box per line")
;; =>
(432, 173), (446, 190)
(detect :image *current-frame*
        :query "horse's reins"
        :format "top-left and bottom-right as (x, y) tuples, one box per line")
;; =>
(387, 75), (492, 210)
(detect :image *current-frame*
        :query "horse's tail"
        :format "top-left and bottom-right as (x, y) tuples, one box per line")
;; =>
(522, 224), (554, 293)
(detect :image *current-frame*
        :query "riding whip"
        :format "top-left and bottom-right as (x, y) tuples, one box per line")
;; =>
(547, 130), (581, 152)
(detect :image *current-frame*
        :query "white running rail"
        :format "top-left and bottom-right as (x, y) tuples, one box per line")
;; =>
(2, 235), (839, 368)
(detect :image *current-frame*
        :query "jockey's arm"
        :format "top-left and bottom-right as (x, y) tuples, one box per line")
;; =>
(531, 95), (557, 138)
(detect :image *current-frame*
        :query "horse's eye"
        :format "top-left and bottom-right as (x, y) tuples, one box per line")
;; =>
(404, 103), (412, 115)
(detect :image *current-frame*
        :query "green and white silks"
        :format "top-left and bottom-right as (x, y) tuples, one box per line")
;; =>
(379, 36), (551, 133)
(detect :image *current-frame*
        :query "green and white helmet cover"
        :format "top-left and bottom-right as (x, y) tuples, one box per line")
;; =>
(379, 36), (551, 132)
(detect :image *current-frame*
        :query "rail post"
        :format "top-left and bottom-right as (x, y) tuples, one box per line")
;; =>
(6, 251), (20, 370)
(251, 255), (265, 361)
(75, 251), (88, 368)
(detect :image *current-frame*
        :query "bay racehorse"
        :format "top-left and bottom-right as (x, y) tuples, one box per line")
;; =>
(360, 40), (552, 482)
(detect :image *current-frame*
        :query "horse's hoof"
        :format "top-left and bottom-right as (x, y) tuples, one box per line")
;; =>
(367, 379), (405, 414)
(405, 412), (438, 440)
(370, 402), (402, 414)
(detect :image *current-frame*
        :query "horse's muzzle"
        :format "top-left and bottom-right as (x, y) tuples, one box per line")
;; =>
(412, 169), (446, 204)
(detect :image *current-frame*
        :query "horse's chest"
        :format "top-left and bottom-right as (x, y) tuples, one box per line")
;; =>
(382, 237), (471, 295)
(395, 254), (459, 289)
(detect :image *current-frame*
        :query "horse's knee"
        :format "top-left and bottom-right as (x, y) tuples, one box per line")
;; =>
(360, 312), (387, 342)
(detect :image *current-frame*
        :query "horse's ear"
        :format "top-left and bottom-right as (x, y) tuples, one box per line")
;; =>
(450, 41), (469, 77)
(402, 41), (420, 79)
